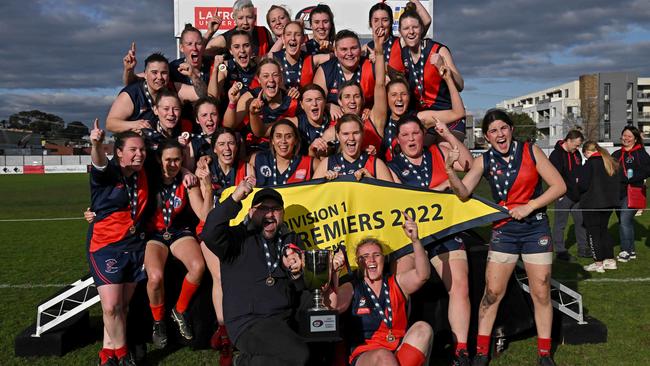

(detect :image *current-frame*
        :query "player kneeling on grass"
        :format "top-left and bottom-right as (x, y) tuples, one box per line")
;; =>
(145, 140), (212, 348)
(87, 119), (148, 366)
(332, 212), (433, 366)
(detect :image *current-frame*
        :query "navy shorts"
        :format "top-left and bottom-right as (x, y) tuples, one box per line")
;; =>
(426, 234), (466, 259)
(88, 244), (146, 286)
(490, 214), (552, 255)
(147, 228), (195, 247)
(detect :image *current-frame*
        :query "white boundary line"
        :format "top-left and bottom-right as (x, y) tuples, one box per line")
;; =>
(0, 284), (69, 289)
(0, 217), (83, 222)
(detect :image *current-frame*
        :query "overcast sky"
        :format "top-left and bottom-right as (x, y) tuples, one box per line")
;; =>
(0, 0), (648, 126)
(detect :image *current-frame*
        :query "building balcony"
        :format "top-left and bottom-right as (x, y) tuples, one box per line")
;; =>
(639, 92), (650, 101)
(639, 112), (650, 121)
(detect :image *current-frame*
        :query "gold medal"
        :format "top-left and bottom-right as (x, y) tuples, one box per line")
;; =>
(129, 226), (136, 234)
(265, 276), (275, 286)
(163, 231), (171, 241)
(386, 330), (395, 342)
(218, 63), (227, 72)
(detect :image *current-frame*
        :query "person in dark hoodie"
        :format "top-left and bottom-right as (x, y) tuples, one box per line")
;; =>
(579, 141), (620, 273)
(611, 126), (650, 262)
(549, 130), (588, 260)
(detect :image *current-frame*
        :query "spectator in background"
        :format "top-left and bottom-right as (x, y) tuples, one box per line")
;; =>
(612, 126), (650, 262)
(579, 141), (620, 273)
(549, 130), (588, 260)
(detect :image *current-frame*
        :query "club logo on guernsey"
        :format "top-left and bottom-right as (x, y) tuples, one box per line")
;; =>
(359, 296), (367, 307)
(401, 169), (410, 177)
(295, 169), (307, 180)
(173, 196), (182, 208)
(105, 259), (118, 274)
(260, 165), (272, 178)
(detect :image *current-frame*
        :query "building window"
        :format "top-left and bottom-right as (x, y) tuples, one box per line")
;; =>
(604, 101), (610, 122)
(552, 107), (556, 117)
(604, 83), (611, 100)
(564, 89), (569, 98)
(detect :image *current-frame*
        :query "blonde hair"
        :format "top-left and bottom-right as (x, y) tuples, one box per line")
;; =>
(582, 140), (619, 176)
(354, 237), (385, 259)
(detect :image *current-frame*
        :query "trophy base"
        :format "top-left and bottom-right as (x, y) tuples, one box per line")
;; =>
(298, 309), (340, 342)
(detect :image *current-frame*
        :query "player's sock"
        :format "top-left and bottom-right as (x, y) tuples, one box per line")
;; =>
(395, 343), (426, 366)
(114, 345), (128, 360)
(150, 303), (165, 322)
(175, 277), (200, 313)
(476, 334), (491, 356)
(455, 341), (468, 356)
(538, 337), (552, 357)
(98, 348), (115, 364)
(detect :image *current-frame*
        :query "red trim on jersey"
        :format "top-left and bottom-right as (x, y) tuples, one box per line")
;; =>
(384, 139), (399, 162)
(416, 43), (443, 110)
(300, 55), (315, 87)
(349, 275), (408, 363)
(365, 154), (377, 177)
(150, 183), (188, 232)
(180, 118), (194, 133)
(287, 156), (313, 183)
(428, 145), (448, 189)
(388, 40), (405, 73)
(280, 98), (299, 120)
(362, 118), (383, 153)
(360, 59), (376, 106)
(494, 142), (539, 228)
(256, 26), (271, 56)
(90, 170), (149, 252)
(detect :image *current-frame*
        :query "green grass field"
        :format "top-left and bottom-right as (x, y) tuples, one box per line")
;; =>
(1, 174), (649, 365)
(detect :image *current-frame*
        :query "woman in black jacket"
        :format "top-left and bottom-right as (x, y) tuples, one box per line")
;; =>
(611, 126), (650, 262)
(579, 141), (620, 273)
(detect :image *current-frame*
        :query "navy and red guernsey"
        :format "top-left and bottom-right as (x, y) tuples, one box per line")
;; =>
(243, 88), (299, 150)
(272, 50), (316, 88)
(327, 152), (377, 177)
(362, 118), (383, 154)
(196, 158), (248, 235)
(388, 145), (448, 189)
(400, 39), (452, 112)
(120, 81), (158, 124)
(318, 58), (375, 105)
(170, 56), (213, 85)
(254, 150), (313, 186)
(222, 59), (257, 95)
(366, 35), (406, 74)
(148, 177), (189, 233)
(296, 112), (335, 154)
(380, 116), (399, 162)
(347, 274), (408, 363)
(88, 159), (149, 252)
(222, 26), (273, 58)
(482, 141), (544, 227)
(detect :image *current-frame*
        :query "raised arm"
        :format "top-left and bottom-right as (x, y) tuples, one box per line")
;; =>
(445, 151), (483, 201)
(395, 212), (430, 295)
(200, 175), (256, 258)
(418, 63), (465, 126)
(434, 119), (472, 172)
(122, 42), (139, 86)
(90, 118), (108, 168)
(106, 92), (152, 133)
(222, 84), (247, 129)
(369, 27), (388, 135)
(411, 0), (432, 34)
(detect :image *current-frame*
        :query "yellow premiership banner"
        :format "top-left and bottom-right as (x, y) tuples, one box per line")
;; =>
(220, 176), (508, 263)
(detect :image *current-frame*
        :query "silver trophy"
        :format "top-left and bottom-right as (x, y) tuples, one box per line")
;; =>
(303, 250), (332, 311)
